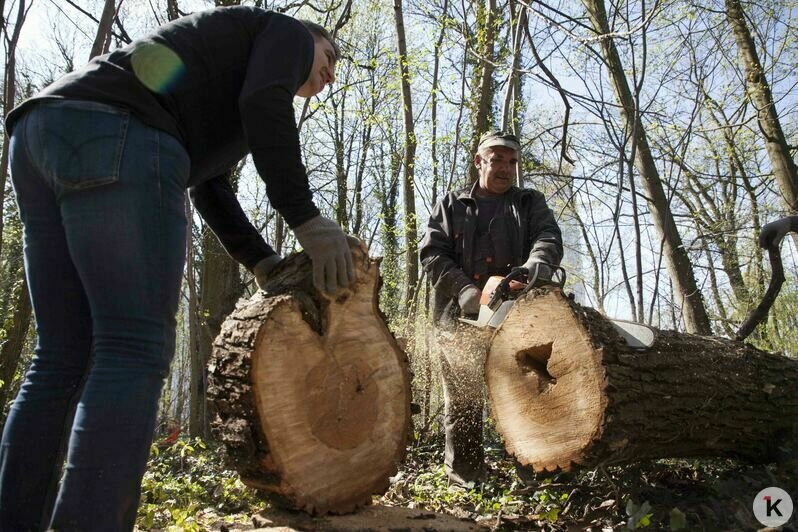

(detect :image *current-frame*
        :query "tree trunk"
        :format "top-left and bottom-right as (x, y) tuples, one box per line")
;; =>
(0, 0), (26, 260)
(582, 0), (712, 335)
(0, 277), (32, 426)
(89, 0), (118, 61)
(467, 0), (497, 185)
(725, 0), (798, 231)
(501, 0), (524, 137)
(185, 203), (203, 436)
(208, 241), (411, 514)
(333, 98), (349, 231)
(486, 287), (798, 472)
(191, 224), (243, 438)
(166, 0), (179, 21)
(393, 0), (419, 312)
(430, 0), (448, 205)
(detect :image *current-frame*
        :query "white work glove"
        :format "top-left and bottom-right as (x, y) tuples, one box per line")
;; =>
(458, 284), (482, 316)
(759, 217), (796, 249)
(520, 257), (553, 284)
(294, 215), (355, 294)
(253, 254), (282, 290)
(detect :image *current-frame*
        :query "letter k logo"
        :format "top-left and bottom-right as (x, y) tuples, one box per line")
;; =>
(764, 495), (783, 517)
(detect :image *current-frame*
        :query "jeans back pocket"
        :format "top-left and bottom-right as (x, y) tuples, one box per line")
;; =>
(29, 101), (130, 191)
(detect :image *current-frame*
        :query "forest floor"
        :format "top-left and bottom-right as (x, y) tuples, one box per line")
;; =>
(135, 430), (797, 531)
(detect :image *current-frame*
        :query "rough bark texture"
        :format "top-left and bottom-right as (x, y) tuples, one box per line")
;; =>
(486, 287), (798, 473)
(208, 241), (412, 514)
(0, 277), (31, 425)
(582, 0), (712, 335)
(89, 0), (117, 60)
(0, 0), (25, 260)
(725, 0), (798, 222)
(393, 0), (419, 310)
(466, 0), (497, 185)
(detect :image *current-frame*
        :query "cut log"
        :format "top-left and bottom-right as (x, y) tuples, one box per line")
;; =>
(486, 287), (798, 472)
(207, 240), (412, 514)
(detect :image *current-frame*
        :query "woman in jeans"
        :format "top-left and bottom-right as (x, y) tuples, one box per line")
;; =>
(0, 7), (353, 530)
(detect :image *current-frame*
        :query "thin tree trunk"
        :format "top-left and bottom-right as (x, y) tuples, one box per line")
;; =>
(274, 214), (285, 255)
(501, 0), (524, 135)
(725, 0), (798, 240)
(0, 277), (31, 430)
(186, 203), (203, 437)
(582, 0), (712, 334)
(193, 217), (244, 438)
(0, 1), (31, 428)
(333, 98), (349, 231)
(467, 0), (497, 184)
(0, 0), (27, 260)
(166, 0), (179, 21)
(352, 115), (372, 235)
(393, 0), (418, 312)
(89, 0), (118, 61)
(502, 0), (525, 185)
(430, 0), (448, 205)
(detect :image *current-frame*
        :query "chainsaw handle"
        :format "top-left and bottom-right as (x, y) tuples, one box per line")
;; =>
(735, 238), (785, 341)
(487, 268), (527, 310)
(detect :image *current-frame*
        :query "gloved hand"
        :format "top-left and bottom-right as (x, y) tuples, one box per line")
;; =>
(253, 254), (282, 290)
(294, 215), (355, 293)
(520, 257), (553, 284)
(759, 217), (796, 249)
(458, 284), (482, 316)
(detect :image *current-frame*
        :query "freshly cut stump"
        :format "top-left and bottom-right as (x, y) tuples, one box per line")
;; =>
(208, 241), (412, 514)
(486, 287), (798, 473)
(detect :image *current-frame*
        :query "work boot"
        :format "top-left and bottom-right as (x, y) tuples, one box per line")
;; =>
(446, 463), (488, 489)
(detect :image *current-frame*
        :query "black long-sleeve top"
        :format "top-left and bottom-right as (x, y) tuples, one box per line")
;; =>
(6, 7), (320, 270)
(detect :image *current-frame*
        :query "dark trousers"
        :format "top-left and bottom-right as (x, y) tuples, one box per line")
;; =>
(0, 100), (189, 531)
(437, 325), (489, 482)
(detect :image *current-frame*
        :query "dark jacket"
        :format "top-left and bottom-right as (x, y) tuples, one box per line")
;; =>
(420, 181), (563, 322)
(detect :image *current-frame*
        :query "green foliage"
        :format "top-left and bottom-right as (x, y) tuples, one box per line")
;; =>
(137, 437), (263, 530)
(625, 499), (652, 529)
(757, 275), (798, 356)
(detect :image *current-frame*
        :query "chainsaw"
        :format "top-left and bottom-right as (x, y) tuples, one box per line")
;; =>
(458, 263), (656, 349)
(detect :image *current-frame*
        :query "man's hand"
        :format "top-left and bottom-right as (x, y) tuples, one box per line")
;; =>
(520, 258), (553, 284)
(294, 215), (355, 293)
(253, 254), (282, 290)
(759, 217), (796, 249)
(458, 284), (482, 316)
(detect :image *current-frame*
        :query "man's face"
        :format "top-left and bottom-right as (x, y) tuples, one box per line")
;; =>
(475, 146), (518, 195)
(296, 38), (336, 98)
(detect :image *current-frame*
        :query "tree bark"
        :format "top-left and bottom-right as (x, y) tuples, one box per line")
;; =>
(393, 0), (419, 312)
(486, 287), (798, 472)
(582, 0), (712, 335)
(208, 241), (411, 514)
(0, 0), (26, 260)
(467, 0), (497, 184)
(190, 222), (244, 438)
(89, 0), (118, 61)
(430, 0), (448, 206)
(0, 277), (31, 427)
(725, 0), (798, 231)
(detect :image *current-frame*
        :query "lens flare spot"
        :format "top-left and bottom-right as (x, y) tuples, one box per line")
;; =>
(131, 42), (185, 93)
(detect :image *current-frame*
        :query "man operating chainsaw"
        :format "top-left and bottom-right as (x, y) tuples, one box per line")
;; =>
(419, 130), (563, 486)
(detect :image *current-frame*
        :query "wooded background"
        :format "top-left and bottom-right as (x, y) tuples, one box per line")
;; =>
(0, 0), (796, 441)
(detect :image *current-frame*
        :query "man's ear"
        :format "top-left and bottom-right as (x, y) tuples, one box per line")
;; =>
(474, 152), (483, 169)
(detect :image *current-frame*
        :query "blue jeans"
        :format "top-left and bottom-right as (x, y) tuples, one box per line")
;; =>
(0, 100), (189, 531)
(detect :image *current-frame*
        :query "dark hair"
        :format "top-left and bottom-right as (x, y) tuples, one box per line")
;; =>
(299, 20), (341, 61)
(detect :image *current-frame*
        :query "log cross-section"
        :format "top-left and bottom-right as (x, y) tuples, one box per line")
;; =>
(486, 287), (798, 472)
(208, 241), (412, 514)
